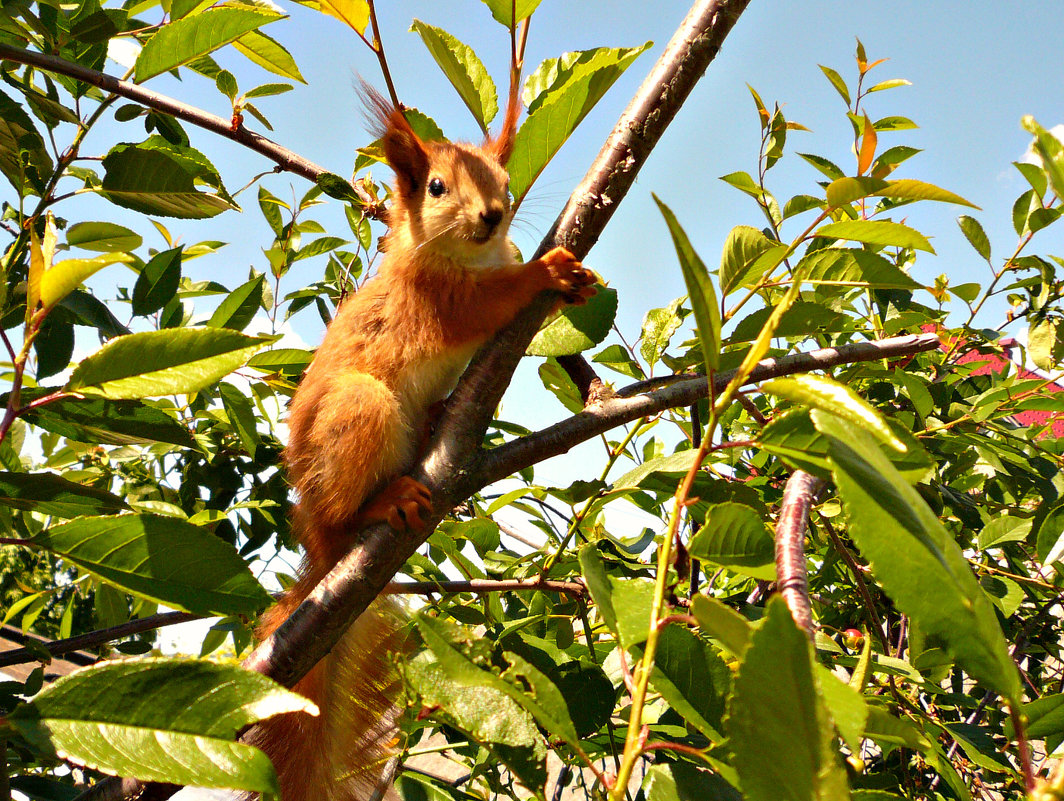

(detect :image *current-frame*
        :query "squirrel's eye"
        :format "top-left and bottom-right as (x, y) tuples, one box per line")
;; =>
(428, 177), (446, 197)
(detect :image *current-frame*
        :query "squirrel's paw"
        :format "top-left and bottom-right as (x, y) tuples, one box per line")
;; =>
(540, 246), (597, 305)
(358, 476), (433, 532)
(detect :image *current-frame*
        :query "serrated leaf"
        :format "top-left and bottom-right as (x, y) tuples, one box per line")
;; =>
(818, 65), (850, 105)
(826, 176), (976, 209)
(796, 248), (921, 290)
(412, 615), (546, 791)
(689, 502), (774, 573)
(727, 597), (850, 801)
(0, 471), (129, 518)
(1022, 116), (1064, 202)
(762, 373), (905, 451)
(410, 20), (497, 131)
(102, 140), (238, 219)
(639, 297), (684, 365)
(207, 274), (265, 331)
(729, 300), (848, 344)
(8, 658), (313, 791)
(508, 42), (651, 204)
(18, 392), (194, 447)
(814, 411), (1021, 703)
(816, 219), (934, 253)
(40, 252), (133, 309)
(690, 593), (752, 658)
(66, 221), (143, 252)
(135, 6), (283, 81)
(640, 624), (727, 742)
(247, 347), (313, 376)
(527, 286), (616, 356)
(1029, 318), (1064, 370)
(132, 246), (183, 316)
(480, 0), (544, 26)
(66, 328), (269, 399)
(233, 29), (305, 82)
(28, 513), (271, 615)
(316, 0), (368, 33)
(654, 196), (721, 371)
(220, 381), (260, 458)
(0, 87), (52, 195)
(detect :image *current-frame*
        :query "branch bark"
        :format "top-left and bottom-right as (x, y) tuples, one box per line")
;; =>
(0, 43), (378, 212)
(773, 470), (823, 639)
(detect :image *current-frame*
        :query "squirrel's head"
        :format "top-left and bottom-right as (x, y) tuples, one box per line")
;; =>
(362, 84), (518, 266)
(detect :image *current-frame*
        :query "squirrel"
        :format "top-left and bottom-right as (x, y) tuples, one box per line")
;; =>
(246, 80), (598, 801)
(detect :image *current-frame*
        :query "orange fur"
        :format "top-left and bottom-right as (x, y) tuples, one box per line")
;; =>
(250, 87), (596, 801)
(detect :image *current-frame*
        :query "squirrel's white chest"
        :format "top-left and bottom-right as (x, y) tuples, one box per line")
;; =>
(393, 343), (478, 426)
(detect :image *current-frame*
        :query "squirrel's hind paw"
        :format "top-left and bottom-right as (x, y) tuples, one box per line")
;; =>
(358, 476), (433, 532)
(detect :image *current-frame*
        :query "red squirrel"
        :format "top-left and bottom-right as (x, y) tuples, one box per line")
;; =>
(247, 83), (597, 801)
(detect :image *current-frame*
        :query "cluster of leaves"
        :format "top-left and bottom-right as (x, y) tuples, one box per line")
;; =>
(1, 2), (1064, 800)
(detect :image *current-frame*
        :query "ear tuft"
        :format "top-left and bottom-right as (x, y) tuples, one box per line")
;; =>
(358, 80), (429, 197)
(486, 79), (521, 166)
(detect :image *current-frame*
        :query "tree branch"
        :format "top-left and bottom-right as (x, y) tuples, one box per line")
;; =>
(474, 333), (941, 488)
(773, 470), (823, 639)
(0, 613), (198, 669)
(0, 43), (377, 212)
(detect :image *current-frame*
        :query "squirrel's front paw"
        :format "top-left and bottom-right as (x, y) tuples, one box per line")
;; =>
(541, 246), (597, 305)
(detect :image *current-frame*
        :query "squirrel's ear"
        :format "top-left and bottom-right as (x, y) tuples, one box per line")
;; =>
(360, 82), (429, 197)
(485, 80), (521, 166)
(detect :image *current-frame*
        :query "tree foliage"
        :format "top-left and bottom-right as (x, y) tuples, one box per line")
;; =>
(1, 3), (1064, 801)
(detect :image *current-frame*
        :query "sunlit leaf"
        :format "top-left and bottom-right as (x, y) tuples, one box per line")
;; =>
(527, 287), (616, 356)
(816, 219), (934, 253)
(410, 20), (497, 131)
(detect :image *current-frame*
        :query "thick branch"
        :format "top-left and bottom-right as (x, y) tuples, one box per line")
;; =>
(0, 43), (376, 210)
(774, 470), (823, 639)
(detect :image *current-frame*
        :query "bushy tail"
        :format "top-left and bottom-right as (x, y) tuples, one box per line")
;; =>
(248, 561), (406, 801)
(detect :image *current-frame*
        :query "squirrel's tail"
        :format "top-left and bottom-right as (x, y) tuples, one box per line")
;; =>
(248, 562), (406, 801)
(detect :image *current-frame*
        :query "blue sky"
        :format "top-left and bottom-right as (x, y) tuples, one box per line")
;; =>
(50, 0), (1064, 479)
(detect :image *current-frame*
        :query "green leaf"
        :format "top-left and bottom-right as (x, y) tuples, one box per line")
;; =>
(315, 172), (361, 203)
(39, 253), (133, 309)
(825, 176), (976, 209)
(818, 65), (850, 105)
(8, 658), (313, 791)
(207, 274), (265, 331)
(1036, 502), (1064, 565)
(762, 373), (905, 452)
(410, 20), (497, 132)
(1029, 318), (1064, 370)
(18, 393), (194, 447)
(102, 139), (239, 219)
(955, 215), (991, 262)
(727, 597), (850, 801)
(977, 515), (1032, 550)
(798, 152), (845, 181)
(814, 411), (1022, 702)
(641, 624), (727, 741)
(316, 0), (369, 33)
(65, 328), (270, 399)
(480, 0), (544, 26)
(134, 5), (284, 82)
(612, 450), (699, 492)
(690, 593), (752, 658)
(796, 248), (921, 290)
(816, 219), (934, 253)
(578, 543), (657, 649)
(537, 357), (583, 413)
(132, 247), (183, 316)
(639, 297), (684, 365)
(1022, 116), (1064, 202)
(689, 502), (775, 578)
(0, 471), (129, 518)
(220, 381), (260, 458)
(232, 30), (306, 82)
(411, 615), (546, 791)
(0, 86), (52, 195)
(508, 43), (651, 203)
(816, 667), (868, 753)
(66, 221), (143, 252)
(644, 763), (741, 801)
(243, 82), (293, 99)
(718, 225), (785, 295)
(654, 196), (722, 371)
(526, 286), (616, 356)
(729, 300), (849, 344)
(28, 513), (272, 615)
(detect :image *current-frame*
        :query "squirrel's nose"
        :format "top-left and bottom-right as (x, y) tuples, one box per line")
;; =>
(480, 208), (504, 230)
